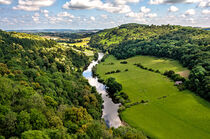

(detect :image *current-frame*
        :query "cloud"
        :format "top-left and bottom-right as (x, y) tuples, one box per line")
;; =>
(140, 6), (151, 13)
(13, 0), (56, 11)
(185, 9), (195, 15)
(101, 14), (108, 19)
(198, 1), (210, 7)
(0, 0), (12, 5)
(168, 6), (179, 12)
(90, 16), (95, 21)
(114, 0), (140, 5)
(126, 12), (144, 18)
(126, 6), (157, 22)
(32, 12), (40, 23)
(57, 12), (74, 18)
(146, 13), (157, 18)
(186, 18), (195, 23)
(43, 11), (76, 24)
(62, 0), (133, 14)
(202, 9), (210, 14)
(149, 0), (164, 4)
(62, 0), (101, 10)
(149, 0), (201, 4)
(41, 9), (49, 17)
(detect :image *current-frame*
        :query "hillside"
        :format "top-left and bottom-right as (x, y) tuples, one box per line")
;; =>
(90, 24), (210, 101)
(0, 30), (146, 139)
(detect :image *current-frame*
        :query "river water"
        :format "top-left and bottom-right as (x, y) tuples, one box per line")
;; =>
(82, 53), (122, 128)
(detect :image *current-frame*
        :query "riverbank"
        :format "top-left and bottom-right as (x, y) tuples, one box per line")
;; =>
(82, 53), (122, 128)
(96, 55), (210, 139)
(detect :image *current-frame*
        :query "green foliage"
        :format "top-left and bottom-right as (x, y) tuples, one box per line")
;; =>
(16, 111), (32, 135)
(0, 30), (107, 138)
(106, 77), (122, 95)
(97, 55), (210, 139)
(113, 126), (146, 139)
(21, 130), (50, 139)
(30, 109), (49, 130)
(0, 30), (147, 139)
(90, 23), (210, 101)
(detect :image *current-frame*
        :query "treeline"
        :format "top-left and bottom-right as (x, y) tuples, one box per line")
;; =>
(0, 30), (146, 139)
(90, 24), (210, 101)
(35, 32), (94, 39)
(134, 63), (186, 91)
(56, 39), (82, 43)
(98, 77), (130, 104)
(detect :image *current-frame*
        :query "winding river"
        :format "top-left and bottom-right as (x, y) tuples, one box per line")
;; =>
(82, 53), (122, 128)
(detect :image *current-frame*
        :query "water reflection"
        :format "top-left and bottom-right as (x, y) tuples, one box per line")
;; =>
(83, 53), (122, 128)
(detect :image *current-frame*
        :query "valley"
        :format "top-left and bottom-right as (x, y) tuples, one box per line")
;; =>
(96, 55), (210, 138)
(0, 23), (209, 139)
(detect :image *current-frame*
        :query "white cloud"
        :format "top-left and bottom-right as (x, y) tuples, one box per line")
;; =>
(168, 6), (179, 12)
(63, 0), (132, 14)
(0, 17), (9, 23)
(126, 12), (144, 18)
(63, 0), (102, 10)
(126, 7), (157, 21)
(149, 0), (201, 4)
(47, 16), (63, 24)
(13, 0), (56, 11)
(149, 0), (164, 4)
(185, 9), (195, 15)
(140, 6), (151, 13)
(146, 13), (157, 18)
(90, 16), (95, 21)
(32, 12), (40, 23)
(202, 9), (210, 14)
(101, 14), (108, 19)
(57, 12), (74, 18)
(34, 12), (39, 17)
(41, 9), (49, 17)
(198, 1), (210, 7)
(43, 11), (76, 24)
(114, 0), (140, 5)
(0, 0), (12, 5)
(186, 18), (195, 23)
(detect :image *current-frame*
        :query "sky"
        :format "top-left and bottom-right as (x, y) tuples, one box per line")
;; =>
(0, 0), (210, 30)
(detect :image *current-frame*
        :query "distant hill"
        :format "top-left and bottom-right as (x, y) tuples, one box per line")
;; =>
(6, 29), (100, 33)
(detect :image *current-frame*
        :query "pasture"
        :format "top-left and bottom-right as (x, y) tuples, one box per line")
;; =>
(59, 37), (94, 57)
(96, 55), (210, 139)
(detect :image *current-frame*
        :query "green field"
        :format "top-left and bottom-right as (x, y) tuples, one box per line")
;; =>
(96, 55), (210, 139)
(59, 37), (94, 57)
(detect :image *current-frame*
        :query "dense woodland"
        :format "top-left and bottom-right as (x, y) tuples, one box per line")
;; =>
(90, 24), (210, 101)
(34, 32), (95, 39)
(0, 30), (146, 139)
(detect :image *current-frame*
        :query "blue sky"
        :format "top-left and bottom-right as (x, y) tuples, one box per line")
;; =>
(0, 0), (209, 30)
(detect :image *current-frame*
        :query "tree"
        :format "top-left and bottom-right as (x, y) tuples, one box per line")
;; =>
(21, 130), (50, 139)
(106, 77), (122, 95)
(30, 109), (48, 130)
(16, 111), (32, 135)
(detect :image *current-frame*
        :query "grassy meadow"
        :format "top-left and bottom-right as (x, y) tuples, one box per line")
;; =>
(96, 55), (210, 139)
(59, 37), (94, 57)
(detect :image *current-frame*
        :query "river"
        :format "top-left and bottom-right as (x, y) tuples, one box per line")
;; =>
(82, 53), (122, 128)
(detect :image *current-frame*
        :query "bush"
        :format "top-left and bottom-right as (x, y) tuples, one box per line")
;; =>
(120, 61), (128, 64)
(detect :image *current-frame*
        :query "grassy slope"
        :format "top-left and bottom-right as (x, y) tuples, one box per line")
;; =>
(59, 37), (94, 57)
(96, 55), (210, 139)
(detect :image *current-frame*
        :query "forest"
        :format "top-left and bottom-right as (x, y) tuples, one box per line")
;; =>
(90, 24), (210, 101)
(0, 30), (146, 139)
